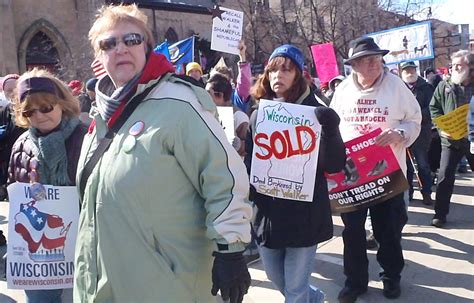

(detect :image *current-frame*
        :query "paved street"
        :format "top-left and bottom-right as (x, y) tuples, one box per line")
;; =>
(1, 171), (473, 303)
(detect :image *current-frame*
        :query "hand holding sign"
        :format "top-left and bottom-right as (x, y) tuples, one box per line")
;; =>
(314, 106), (340, 129)
(375, 128), (404, 146)
(440, 130), (453, 139)
(239, 40), (247, 62)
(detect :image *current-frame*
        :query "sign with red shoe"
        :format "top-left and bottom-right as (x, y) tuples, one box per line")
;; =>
(326, 128), (408, 213)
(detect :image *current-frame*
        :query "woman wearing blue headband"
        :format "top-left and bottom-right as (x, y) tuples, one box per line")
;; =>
(8, 68), (87, 303)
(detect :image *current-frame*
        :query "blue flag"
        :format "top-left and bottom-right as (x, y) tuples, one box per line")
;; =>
(168, 36), (194, 66)
(154, 41), (171, 61)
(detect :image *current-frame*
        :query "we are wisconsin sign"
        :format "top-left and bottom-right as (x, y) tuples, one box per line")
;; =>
(250, 100), (321, 202)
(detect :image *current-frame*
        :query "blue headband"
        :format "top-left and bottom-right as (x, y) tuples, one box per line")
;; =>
(18, 77), (60, 102)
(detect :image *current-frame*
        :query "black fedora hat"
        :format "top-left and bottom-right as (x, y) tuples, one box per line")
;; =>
(344, 37), (389, 65)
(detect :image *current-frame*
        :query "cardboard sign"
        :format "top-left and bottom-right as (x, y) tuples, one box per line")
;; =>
(211, 7), (244, 55)
(217, 106), (235, 144)
(250, 100), (321, 202)
(310, 43), (339, 83)
(7, 183), (79, 290)
(432, 103), (469, 140)
(326, 129), (408, 213)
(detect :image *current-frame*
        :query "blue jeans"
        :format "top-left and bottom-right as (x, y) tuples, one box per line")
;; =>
(25, 289), (62, 303)
(259, 245), (325, 303)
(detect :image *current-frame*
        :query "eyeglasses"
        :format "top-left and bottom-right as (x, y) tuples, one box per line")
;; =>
(98, 33), (145, 51)
(22, 104), (55, 118)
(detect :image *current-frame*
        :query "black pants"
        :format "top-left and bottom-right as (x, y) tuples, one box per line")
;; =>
(435, 144), (474, 219)
(428, 130), (441, 172)
(407, 130), (433, 195)
(341, 194), (407, 289)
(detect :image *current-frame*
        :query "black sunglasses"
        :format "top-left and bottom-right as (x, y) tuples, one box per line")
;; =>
(98, 33), (145, 51)
(22, 104), (55, 118)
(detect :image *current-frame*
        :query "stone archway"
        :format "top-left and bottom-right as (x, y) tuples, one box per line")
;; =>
(17, 19), (72, 75)
(25, 31), (60, 73)
(165, 27), (179, 44)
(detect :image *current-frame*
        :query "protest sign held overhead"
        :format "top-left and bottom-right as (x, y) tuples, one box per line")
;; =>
(250, 100), (321, 202)
(326, 129), (408, 213)
(211, 6), (244, 55)
(367, 21), (434, 65)
(7, 183), (79, 290)
(311, 43), (339, 83)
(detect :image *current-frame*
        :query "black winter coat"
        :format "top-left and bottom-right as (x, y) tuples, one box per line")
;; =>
(406, 77), (434, 147)
(8, 123), (88, 185)
(0, 106), (26, 184)
(244, 91), (346, 249)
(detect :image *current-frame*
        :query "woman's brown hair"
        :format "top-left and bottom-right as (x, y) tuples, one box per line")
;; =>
(250, 57), (308, 103)
(12, 68), (80, 128)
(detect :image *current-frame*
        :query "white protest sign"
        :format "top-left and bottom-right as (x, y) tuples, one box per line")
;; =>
(7, 183), (79, 290)
(250, 100), (321, 202)
(211, 7), (244, 55)
(367, 21), (434, 65)
(217, 106), (235, 144)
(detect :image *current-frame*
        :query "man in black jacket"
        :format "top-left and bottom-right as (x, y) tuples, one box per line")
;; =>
(400, 61), (435, 205)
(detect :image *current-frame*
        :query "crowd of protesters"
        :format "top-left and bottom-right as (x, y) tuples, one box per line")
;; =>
(0, 3), (473, 303)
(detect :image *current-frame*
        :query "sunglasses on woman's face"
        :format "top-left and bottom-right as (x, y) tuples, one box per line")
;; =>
(98, 33), (145, 51)
(22, 104), (55, 118)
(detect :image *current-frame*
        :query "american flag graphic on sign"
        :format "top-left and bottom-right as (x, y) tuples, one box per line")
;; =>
(14, 202), (71, 260)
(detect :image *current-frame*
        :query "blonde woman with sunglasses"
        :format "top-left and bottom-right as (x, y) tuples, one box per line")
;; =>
(8, 68), (87, 303)
(74, 4), (252, 303)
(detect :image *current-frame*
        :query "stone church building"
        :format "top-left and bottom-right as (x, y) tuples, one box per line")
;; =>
(0, 0), (236, 81)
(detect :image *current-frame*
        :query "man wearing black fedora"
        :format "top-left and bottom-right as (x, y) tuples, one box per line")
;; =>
(330, 37), (421, 303)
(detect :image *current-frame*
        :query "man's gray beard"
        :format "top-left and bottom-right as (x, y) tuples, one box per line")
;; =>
(451, 69), (469, 85)
(402, 74), (418, 84)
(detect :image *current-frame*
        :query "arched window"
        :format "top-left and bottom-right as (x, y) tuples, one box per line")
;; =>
(25, 31), (60, 73)
(165, 27), (179, 44)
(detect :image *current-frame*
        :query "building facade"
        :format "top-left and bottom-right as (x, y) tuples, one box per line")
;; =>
(0, 0), (242, 80)
(0, 0), (469, 81)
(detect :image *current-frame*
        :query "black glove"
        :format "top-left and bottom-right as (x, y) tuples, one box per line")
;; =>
(314, 106), (341, 136)
(211, 251), (251, 303)
(314, 106), (340, 127)
(315, 106), (346, 172)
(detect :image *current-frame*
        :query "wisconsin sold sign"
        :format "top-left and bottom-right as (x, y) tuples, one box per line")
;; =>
(250, 100), (321, 202)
